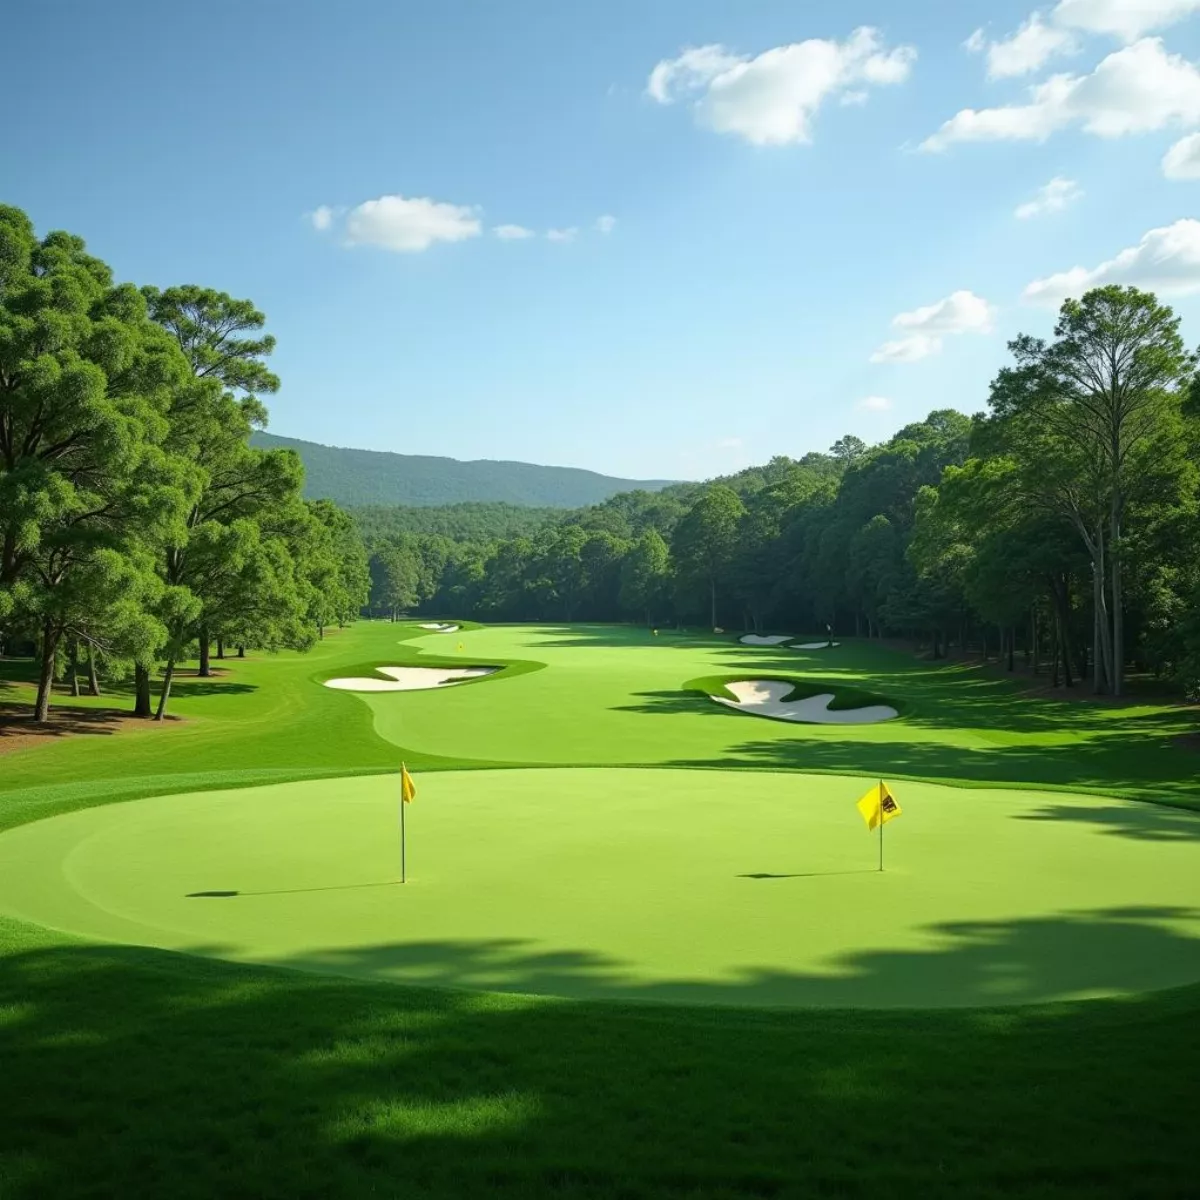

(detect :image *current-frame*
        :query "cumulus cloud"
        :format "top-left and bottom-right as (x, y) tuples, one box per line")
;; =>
(310, 205), (335, 231)
(1053, 0), (1200, 42)
(1163, 131), (1200, 177)
(1023, 218), (1200, 304)
(1015, 176), (1083, 217)
(967, 13), (1078, 79)
(646, 26), (916, 145)
(595, 214), (617, 234)
(546, 227), (578, 243)
(924, 38), (1200, 150)
(339, 194), (482, 252)
(871, 291), (996, 362)
(493, 224), (535, 240)
(857, 395), (894, 411)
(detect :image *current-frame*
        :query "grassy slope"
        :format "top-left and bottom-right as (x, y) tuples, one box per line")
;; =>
(2, 621), (1199, 1198)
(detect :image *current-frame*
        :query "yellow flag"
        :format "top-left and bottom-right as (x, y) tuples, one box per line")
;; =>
(400, 764), (417, 804)
(856, 782), (900, 832)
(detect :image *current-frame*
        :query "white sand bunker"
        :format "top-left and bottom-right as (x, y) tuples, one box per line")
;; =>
(792, 641), (841, 650)
(712, 680), (898, 725)
(739, 634), (792, 646)
(325, 666), (496, 693)
(418, 622), (461, 633)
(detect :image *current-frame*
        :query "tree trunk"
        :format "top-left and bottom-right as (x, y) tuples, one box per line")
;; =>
(1110, 502), (1124, 697)
(154, 658), (176, 721)
(34, 618), (58, 723)
(134, 663), (152, 718)
(1092, 548), (1113, 693)
(69, 639), (80, 697)
(1007, 627), (1015, 672)
(709, 577), (717, 631)
(1031, 608), (1040, 676)
(318, 623), (325, 640)
(238, 645), (245, 658)
(87, 643), (101, 696)
(216, 637), (225, 660)
(198, 625), (211, 678)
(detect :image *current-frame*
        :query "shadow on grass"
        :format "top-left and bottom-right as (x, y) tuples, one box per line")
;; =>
(1, 906), (1199, 1198)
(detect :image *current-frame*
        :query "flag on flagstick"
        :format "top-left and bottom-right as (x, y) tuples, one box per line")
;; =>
(399, 763), (416, 883)
(855, 781), (900, 831)
(856, 781), (901, 872)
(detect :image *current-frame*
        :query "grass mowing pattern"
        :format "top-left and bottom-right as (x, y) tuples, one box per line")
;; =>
(1, 620), (1199, 1196)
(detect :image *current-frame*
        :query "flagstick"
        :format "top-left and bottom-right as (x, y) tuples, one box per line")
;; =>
(400, 764), (408, 884)
(878, 779), (884, 873)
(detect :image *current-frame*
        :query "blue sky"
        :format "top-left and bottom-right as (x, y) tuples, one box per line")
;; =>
(4, 1), (1200, 481)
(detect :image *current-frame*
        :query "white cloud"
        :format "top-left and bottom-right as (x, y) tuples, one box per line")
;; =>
(546, 227), (578, 242)
(965, 28), (988, 54)
(1023, 218), (1200, 304)
(871, 290), (995, 363)
(647, 44), (743, 104)
(493, 224), (535, 240)
(646, 26), (916, 145)
(924, 38), (1200, 150)
(310, 205), (335, 232)
(1053, 0), (1200, 42)
(1015, 175), (1083, 217)
(595, 214), (617, 234)
(894, 290), (996, 335)
(342, 195), (482, 252)
(1163, 131), (1200, 177)
(840, 89), (869, 106)
(857, 395), (894, 411)
(871, 334), (943, 363)
(976, 13), (1078, 79)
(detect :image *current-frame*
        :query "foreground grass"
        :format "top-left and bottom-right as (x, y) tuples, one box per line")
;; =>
(2, 916), (1197, 1200)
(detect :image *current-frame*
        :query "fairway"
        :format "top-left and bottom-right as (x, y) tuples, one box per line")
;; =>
(2, 767), (1198, 1008)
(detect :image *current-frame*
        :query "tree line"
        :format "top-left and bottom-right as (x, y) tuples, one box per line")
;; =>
(0, 206), (369, 722)
(364, 286), (1200, 698)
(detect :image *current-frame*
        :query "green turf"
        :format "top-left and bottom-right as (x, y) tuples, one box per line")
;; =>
(2, 620), (1199, 1197)
(1, 769), (1197, 1008)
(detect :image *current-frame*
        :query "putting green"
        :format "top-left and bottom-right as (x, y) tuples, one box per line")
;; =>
(1, 767), (1197, 1008)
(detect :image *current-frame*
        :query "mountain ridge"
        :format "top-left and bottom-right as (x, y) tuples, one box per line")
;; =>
(250, 431), (680, 508)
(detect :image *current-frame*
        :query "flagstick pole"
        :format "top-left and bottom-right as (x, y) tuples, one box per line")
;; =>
(400, 764), (407, 884)
(878, 780), (884, 873)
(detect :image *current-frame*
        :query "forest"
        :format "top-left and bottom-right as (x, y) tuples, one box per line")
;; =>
(364, 286), (1200, 699)
(0, 206), (369, 722)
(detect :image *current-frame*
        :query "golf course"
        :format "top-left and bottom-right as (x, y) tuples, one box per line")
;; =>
(3, 620), (1199, 1195)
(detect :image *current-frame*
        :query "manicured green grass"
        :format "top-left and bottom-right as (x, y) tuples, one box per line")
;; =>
(2, 769), (1197, 1008)
(1, 620), (1199, 1197)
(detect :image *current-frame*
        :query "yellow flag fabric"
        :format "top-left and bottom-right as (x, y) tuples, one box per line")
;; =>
(400, 764), (417, 804)
(856, 782), (900, 832)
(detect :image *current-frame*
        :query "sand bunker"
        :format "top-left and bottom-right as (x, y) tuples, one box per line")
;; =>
(712, 680), (897, 724)
(792, 641), (841, 650)
(418, 623), (461, 633)
(324, 666), (495, 693)
(739, 634), (792, 646)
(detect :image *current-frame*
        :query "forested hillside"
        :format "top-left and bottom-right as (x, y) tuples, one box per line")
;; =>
(363, 287), (1200, 699)
(0, 206), (369, 722)
(251, 432), (679, 508)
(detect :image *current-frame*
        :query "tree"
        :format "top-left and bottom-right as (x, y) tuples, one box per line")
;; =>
(619, 529), (670, 625)
(989, 286), (1194, 694)
(0, 208), (191, 721)
(671, 485), (745, 628)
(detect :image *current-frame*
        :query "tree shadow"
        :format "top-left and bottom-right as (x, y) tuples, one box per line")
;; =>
(1017, 803), (1200, 842)
(1, 906), (1199, 1197)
